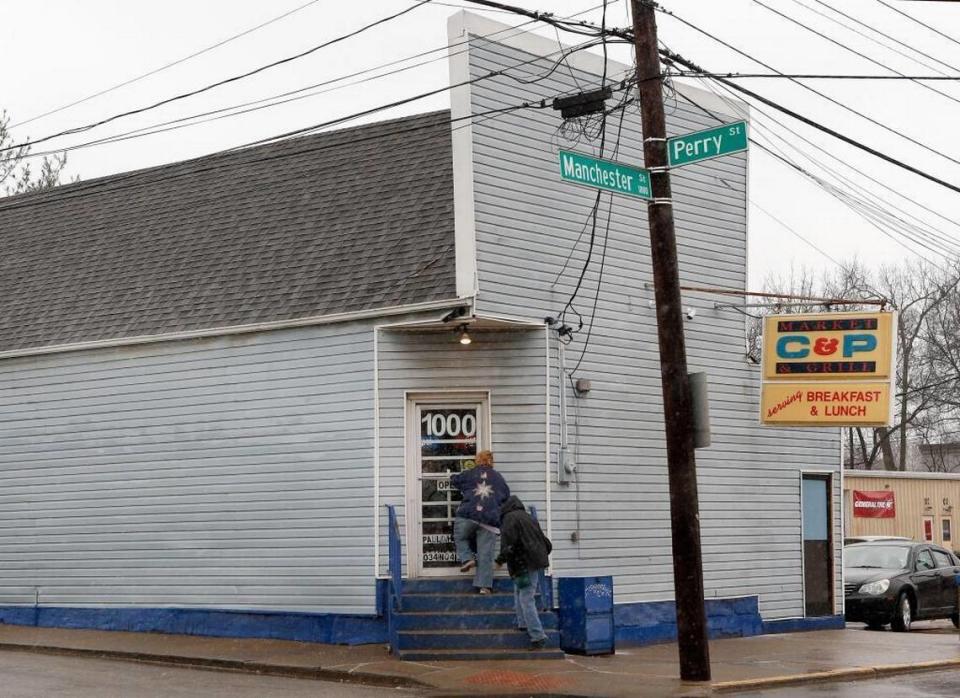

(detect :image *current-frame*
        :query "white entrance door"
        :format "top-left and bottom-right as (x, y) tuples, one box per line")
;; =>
(407, 393), (490, 577)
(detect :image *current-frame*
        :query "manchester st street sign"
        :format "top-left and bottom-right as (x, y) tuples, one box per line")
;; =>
(558, 150), (653, 200)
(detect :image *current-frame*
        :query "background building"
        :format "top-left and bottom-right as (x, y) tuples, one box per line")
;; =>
(844, 470), (960, 550)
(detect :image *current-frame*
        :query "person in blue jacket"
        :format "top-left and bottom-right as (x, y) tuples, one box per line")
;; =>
(450, 450), (510, 594)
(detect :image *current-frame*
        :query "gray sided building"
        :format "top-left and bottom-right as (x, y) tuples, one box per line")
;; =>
(0, 14), (841, 648)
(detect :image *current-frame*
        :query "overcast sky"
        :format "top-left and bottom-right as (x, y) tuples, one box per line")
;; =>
(3, 0), (959, 288)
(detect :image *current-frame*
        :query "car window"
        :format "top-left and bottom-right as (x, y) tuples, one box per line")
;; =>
(916, 549), (936, 571)
(844, 545), (909, 569)
(932, 549), (954, 568)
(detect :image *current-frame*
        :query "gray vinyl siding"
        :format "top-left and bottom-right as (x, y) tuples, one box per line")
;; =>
(466, 37), (841, 618)
(0, 322), (377, 614)
(376, 327), (547, 576)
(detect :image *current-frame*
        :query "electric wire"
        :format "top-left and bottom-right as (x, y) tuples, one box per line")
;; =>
(0, 103), (538, 216)
(661, 47), (960, 197)
(0, 35), (610, 214)
(684, 76), (951, 266)
(750, 198), (843, 267)
(15, 16), (550, 161)
(751, 0), (960, 109)
(656, 4), (960, 170)
(876, 0), (960, 50)
(674, 72), (960, 81)
(557, 1), (612, 337)
(798, 0), (958, 76)
(9, 0), (324, 130)
(0, 1), (436, 154)
(14, 2), (613, 162)
(689, 74), (955, 263)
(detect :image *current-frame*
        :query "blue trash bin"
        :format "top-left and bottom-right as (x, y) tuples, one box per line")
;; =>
(558, 576), (615, 655)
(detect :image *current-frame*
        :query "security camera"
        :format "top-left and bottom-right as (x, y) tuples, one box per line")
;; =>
(685, 307), (697, 320)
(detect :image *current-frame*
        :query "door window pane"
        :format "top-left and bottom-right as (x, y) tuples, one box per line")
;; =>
(916, 550), (936, 571)
(942, 518), (952, 543)
(417, 405), (480, 570)
(802, 478), (829, 541)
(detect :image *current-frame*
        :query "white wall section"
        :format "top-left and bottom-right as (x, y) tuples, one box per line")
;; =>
(0, 323), (378, 613)
(457, 15), (841, 619)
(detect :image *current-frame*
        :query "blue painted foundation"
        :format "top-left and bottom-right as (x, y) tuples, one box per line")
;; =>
(762, 614), (845, 634)
(611, 595), (764, 647)
(0, 577), (844, 650)
(0, 580), (390, 646)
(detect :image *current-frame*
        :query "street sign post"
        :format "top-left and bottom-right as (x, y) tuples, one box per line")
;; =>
(667, 121), (748, 168)
(558, 150), (652, 199)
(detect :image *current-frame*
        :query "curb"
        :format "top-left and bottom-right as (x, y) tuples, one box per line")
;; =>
(0, 641), (428, 689)
(712, 658), (960, 693)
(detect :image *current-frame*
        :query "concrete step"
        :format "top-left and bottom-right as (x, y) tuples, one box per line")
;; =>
(401, 577), (514, 594)
(397, 647), (565, 661)
(400, 592), (515, 612)
(393, 609), (558, 631)
(396, 628), (561, 651)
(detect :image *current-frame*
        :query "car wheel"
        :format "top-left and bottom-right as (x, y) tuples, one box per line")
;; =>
(890, 592), (912, 632)
(951, 613), (959, 629)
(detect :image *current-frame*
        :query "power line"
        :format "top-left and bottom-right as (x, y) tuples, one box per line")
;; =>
(675, 72), (960, 80)
(751, 0), (960, 109)
(14, 2), (613, 162)
(0, 1), (435, 154)
(750, 199), (843, 267)
(9, 0), (323, 130)
(656, 5), (960, 178)
(687, 72), (959, 261)
(16, 15), (548, 161)
(798, 0), (957, 76)
(0, 35), (613, 214)
(876, 0), (960, 50)
(0, 104), (535, 216)
(661, 48), (960, 196)
(651, 10), (960, 255)
(686, 75), (955, 265)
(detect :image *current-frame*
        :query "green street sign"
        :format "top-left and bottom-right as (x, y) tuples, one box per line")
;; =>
(667, 120), (748, 168)
(558, 150), (652, 200)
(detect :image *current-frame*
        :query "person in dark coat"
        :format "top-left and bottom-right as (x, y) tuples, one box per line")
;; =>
(450, 450), (510, 593)
(496, 495), (552, 649)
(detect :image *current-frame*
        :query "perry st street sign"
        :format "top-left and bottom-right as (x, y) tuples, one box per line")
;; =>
(667, 120), (748, 168)
(558, 150), (652, 200)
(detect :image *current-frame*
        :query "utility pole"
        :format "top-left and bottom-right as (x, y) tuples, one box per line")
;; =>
(629, 0), (711, 682)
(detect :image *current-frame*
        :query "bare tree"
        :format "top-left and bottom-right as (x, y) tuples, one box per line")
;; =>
(749, 260), (960, 472)
(0, 110), (69, 195)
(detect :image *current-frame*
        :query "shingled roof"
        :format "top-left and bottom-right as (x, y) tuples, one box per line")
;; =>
(0, 110), (457, 353)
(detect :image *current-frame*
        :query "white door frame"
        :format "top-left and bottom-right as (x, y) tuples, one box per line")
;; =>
(404, 390), (492, 577)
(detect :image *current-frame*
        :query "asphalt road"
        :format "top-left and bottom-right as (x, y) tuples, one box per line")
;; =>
(0, 650), (416, 698)
(740, 669), (960, 697)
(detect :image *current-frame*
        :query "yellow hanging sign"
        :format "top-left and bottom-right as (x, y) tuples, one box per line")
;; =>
(760, 311), (897, 427)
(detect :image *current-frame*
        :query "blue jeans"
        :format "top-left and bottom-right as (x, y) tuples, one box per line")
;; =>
(514, 568), (547, 642)
(453, 517), (496, 589)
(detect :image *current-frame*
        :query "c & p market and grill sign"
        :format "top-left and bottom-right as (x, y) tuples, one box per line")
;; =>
(759, 311), (897, 427)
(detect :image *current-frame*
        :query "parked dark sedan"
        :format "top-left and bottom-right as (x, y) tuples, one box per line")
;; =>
(844, 541), (960, 631)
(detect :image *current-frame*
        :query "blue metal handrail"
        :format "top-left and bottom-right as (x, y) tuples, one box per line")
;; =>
(386, 504), (402, 611)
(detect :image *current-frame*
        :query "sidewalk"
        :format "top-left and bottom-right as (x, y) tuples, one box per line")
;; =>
(0, 621), (956, 696)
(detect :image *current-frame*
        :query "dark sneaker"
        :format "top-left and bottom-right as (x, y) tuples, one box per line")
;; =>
(459, 559), (476, 573)
(517, 626), (528, 632)
(529, 639), (547, 651)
